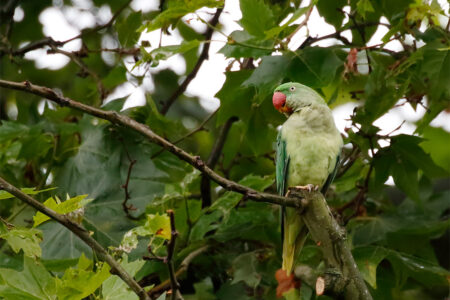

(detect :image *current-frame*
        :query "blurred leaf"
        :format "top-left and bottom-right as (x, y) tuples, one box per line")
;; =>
(239, 0), (275, 38)
(0, 223), (42, 259)
(102, 255), (145, 300)
(288, 47), (343, 88)
(140, 0), (223, 32)
(0, 257), (56, 300)
(192, 277), (216, 300)
(116, 11), (142, 47)
(219, 30), (273, 58)
(243, 55), (290, 100)
(103, 66), (128, 90)
(56, 254), (110, 300)
(356, 0), (375, 18)
(420, 126), (450, 173)
(317, 0), (346, 29)
(216, 70), (254, 125)
(231, 252), (261, 288)
(0, 121), (28, 143)
(139, 40), (200, 67)
(0, 187), (55, 200)
(353, 246), (388, 288)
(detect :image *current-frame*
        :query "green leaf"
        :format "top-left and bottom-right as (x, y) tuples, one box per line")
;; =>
(317, 0), (347, 29)
(0, 223), (42, 259)
(102, 255), (145, 300)
(356, 0), (375, 19)
(33, 194), (92, 227)
(0, 121), (29, 143)
(189, 210), (221, 241)
(18, 132), (53, 160)
(215, 70), (254, 125)
(103, 66), (128, 90)
(420, 126), (450, 173)
(239, 0), (275, 37)
(144, 40), (200, 67)
(264, 5), (311, 39)
(146, 213), (171, 240)
(118, 213), (171, 253)
(0, 257), (57, 300)
(140, 0), (223, 32)
(192, 277), (216, 300)
(219, 30), (273, 58)
(231, 252), (261, 288)
(243, 55), (291, 100)
(116, 11), (142, 47)
(288, 47), (344, 88)
(209, 175), (273, 218)
(391, 135), (447, 178)
(360, 66), (397, 123)
(353, 246), (388, 288)
(56, 254), (111, 300)
(0, 187), (55, 200)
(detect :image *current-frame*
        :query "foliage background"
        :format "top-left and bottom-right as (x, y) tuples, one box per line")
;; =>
(0, 0), (449, 299)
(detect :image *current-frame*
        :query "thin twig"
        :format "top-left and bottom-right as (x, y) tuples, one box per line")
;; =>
(286, 6), (313, 44)
(151, 108), (218, 159)
(2, 0), (131, 58)
(0, 176), (150, 300)
(201, 116), (238, 207)
(119, 137), (138, 220)
(0, 79), (304, 208)
(159, 8), (223, 115)
(149, 246), (209, 296)
(48, 46), (107, 101)
(166, 210), (180, 300)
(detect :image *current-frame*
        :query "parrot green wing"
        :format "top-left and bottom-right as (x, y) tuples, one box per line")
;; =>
(320, 152), (341, 195)
(276, 130), (290, 196)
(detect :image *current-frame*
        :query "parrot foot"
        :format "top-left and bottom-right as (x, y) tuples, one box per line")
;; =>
(294, 184), (319, 192)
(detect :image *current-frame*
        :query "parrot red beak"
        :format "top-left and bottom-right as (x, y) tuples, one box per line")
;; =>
(273, 92), (292, 114)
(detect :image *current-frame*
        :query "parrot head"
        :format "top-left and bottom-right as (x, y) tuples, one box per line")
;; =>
(272, 82), (326, 115)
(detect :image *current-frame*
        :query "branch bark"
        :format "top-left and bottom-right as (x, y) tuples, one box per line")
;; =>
(159, 8), (223, 115)
(0, 176), (150, 300)
(288, 188), (372, 300)
(0, 79), (302, 209)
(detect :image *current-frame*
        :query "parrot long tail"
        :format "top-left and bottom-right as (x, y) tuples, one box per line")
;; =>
(282, 207), (308, 274)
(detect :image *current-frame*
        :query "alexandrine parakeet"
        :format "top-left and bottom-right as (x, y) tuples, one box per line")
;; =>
(272, 82), (343, 275)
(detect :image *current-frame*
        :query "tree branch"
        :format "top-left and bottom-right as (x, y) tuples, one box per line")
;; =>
(151, 108), (218, 159)
(165, 209), (181, 300)
(159, 8), (223, 115)
(288, 188), (372, 300)
(0, 79), (302, 208)
(149, 246), (209, 296)
(1, 0), (131, 58)
(119, 137), (138, 220)
(0, 176), (150, 300)
(201, 116), (238, 207)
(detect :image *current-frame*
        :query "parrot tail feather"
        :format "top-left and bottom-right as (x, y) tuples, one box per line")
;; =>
(282, 215), (308, 275)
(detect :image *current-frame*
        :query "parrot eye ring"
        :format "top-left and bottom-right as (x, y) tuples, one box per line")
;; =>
(289, 86), (295, 92)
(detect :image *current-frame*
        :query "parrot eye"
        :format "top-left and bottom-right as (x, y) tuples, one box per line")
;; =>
(289, 86), (295, 92)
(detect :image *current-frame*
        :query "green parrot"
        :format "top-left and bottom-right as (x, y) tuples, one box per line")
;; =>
(272, 82), (343, 275)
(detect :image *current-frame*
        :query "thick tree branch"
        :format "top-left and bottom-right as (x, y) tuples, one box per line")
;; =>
(201, 116), (238, 207)
(288, 188), (372, 300)
(159, 8), (223, 115)
(0, 176), (150, 300)
(0, 79), (302, 208)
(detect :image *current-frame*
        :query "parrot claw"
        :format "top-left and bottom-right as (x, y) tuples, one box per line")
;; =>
(294, 184), (318, 192)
